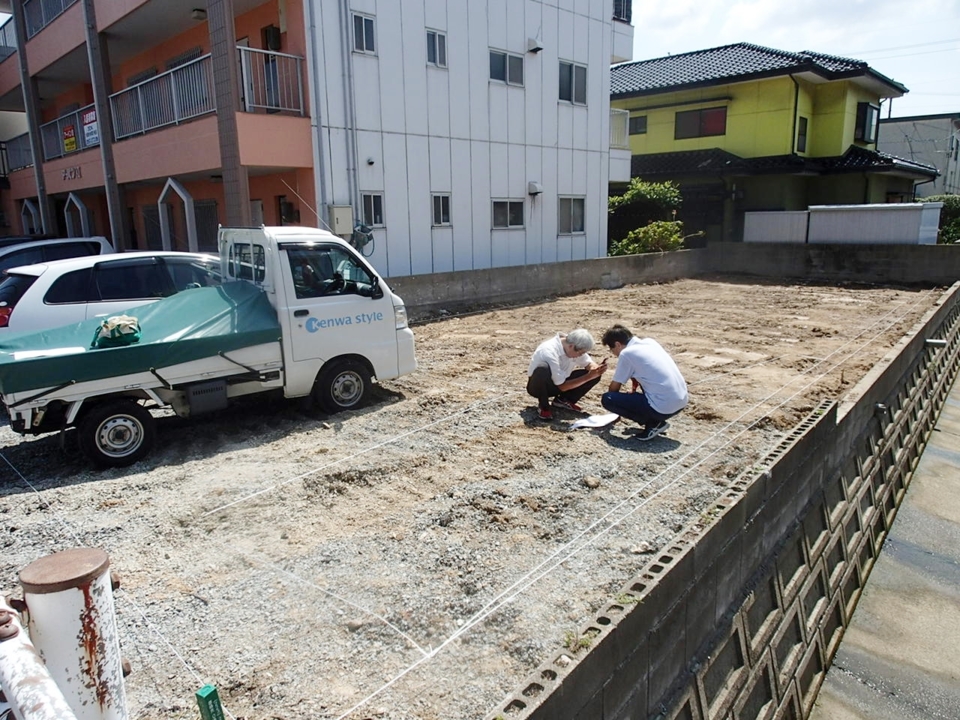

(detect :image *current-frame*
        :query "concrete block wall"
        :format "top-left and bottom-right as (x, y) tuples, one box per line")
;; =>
(484, 280), (960, 719)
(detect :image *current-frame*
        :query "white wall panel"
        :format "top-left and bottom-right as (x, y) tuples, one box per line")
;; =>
(354, 56), (384, 132)
(586, 18), (603, 152)
(489, 142), (509, 197)
(586, 149), (602, 258)
(424, 0), (448, 29)
(507, 86), (525, 146)
(382, 132), (412, 276)
(355, 129), (385, 191)
(540, 4), (559, 149)
(431, 226), (454, 272)
(487, 0), (508, 50)
(447, 0), (471, 139)
(541, 148), (559, 264)
(556, 147), (573, 194)
(326, 127), (352, 203)
(470, 140), (492, 269)
(426, 69), (451, 137)
(467, 0), (490, 142)
(450, 138), (474, 271)
(406, 135), (434, 274)
(428, 136), (452, 191)
(525, 143), (544, 264)
(400, 3), (429, 136)
(509, 142), (526, 198)
(489, 87), (509, 144)
(571, 149), (587, 195)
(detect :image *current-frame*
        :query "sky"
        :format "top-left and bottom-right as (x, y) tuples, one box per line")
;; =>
(630, 0), (960, 119)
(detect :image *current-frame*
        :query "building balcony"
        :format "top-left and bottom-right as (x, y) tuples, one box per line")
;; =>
(0, 16), (16, 62)
(611, 0), (633, 64)
(609, 108), (631, 182)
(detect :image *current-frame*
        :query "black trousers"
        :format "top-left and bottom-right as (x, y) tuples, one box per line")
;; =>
(526, 367), (600, 409)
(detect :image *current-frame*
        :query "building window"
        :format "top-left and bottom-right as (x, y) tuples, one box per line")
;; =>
(675, 106), (727, 139)
(558, 197), (585, 234)
(493, 200), (524, 228)
(559, 61), (587, 104)
(797, 116), (808, 153)
(432, 194), (451, 226)
(353, 14), (376, 54)
(629, 115), (647, 135)
(855, 102), (879, 144)
(361, 193), (384, 226)
(613, 0), (632, 23)
(490, 50), (523, 86)
(427, 30), (447, 67)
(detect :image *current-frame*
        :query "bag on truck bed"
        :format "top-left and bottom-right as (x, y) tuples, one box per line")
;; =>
(91, 314), (142, 349)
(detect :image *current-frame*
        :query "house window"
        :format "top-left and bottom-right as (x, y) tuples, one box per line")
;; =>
(558, 197), (585, 234)
(361, 193), (384, 226)
(427, 30), (447, 67)
(613, 0), (632, 23)
(353, 14), (376, 54)
(797, 116), (808, 153)
(629, 115), (647, 135)
(493, 200), (524, 228)
(559, 61), (587, 104)
(490, 50), (523, 86)
(675, 106), (727, 139)
(855, 102), (879, 143)
(432, 194), (451, 226)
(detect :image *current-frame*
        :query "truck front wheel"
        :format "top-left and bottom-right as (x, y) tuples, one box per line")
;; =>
(313, 359), (372, 413)
(78, 400), (156, 468)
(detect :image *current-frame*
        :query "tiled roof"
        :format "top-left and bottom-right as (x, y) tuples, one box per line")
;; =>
(611, 42), (906, 98)
(631, 147), (938, 180)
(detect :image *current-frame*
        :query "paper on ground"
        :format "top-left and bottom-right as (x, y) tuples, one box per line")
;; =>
(570, 413), (620, 429)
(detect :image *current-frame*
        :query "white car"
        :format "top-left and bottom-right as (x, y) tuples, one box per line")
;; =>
(0, 236), (114, 275)
(0, 252), (221, 334)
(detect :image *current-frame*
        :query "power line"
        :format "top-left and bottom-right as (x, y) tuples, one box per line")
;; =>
(849, 37), (960, 55)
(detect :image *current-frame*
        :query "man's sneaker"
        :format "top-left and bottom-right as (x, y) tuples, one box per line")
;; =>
(538, 407), (554, 421)
(635, 421), (669, 441)
(553, 398), (584, 413)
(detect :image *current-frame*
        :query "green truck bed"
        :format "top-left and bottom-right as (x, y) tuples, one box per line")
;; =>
(0, 281), (281, 396)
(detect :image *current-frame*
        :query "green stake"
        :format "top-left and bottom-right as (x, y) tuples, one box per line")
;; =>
(196, 684), (226, 720)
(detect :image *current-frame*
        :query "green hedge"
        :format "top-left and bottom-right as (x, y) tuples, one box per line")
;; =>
(920, 195), (960, 244)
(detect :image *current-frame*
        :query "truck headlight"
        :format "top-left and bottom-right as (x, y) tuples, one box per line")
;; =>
(394, 304), (409, 330)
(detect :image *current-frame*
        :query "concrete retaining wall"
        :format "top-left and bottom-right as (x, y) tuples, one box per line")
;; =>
(390, 244), (960, 322)
(474, 250), (960, 719)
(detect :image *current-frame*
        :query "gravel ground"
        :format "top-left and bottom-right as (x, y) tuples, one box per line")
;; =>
(0, 275), (945, 720)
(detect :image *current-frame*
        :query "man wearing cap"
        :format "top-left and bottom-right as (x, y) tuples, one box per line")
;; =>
(527, 329), (607, 421)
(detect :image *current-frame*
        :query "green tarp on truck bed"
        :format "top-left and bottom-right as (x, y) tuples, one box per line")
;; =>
(0, 281), (281, 396)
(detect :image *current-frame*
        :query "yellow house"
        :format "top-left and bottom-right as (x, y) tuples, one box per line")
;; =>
(610, 43), (939, 243)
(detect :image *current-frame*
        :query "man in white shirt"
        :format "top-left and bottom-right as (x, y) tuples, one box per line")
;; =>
(527, 329), (608, 421)
(600, 324), (688, 441)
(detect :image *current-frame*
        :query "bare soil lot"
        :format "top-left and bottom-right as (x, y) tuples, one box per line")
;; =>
(0, 276), (945, 720)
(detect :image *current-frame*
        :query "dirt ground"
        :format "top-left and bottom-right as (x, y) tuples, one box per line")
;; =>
(0, 275), (946, 720)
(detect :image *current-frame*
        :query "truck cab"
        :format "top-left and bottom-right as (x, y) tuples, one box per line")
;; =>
(219, 226), (417, 411)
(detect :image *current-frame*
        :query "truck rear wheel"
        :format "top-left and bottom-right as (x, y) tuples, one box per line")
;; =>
(313, 359), (372, 413)
(78, 400), (156, 468)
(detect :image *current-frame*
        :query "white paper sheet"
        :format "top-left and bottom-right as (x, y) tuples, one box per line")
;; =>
(570, 413), (620, 429)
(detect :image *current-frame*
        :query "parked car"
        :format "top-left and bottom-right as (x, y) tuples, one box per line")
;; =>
(0, 236), (114, 275)
(0, 252), (221, 333)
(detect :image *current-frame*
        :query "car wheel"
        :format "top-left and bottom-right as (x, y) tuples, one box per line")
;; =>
(313, 359), (372, 413)
(78, 400), (156, 468)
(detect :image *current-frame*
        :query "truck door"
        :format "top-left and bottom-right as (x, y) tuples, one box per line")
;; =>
(282, 244), (400, 377)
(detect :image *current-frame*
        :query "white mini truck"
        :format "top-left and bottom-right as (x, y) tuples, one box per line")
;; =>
(0, 226), (417, 467)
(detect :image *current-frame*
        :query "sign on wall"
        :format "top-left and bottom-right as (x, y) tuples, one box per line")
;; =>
(62, 124), (77, 153)
(82, 108), (99, 146)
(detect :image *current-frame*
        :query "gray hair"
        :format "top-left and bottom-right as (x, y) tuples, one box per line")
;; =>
(566, 328), (595, 353)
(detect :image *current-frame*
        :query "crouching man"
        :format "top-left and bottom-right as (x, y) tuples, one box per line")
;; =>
(600, 324), (688, 441)
(527, 329), (607, 421)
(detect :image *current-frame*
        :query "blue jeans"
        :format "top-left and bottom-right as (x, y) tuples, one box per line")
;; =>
(601, 390), (676, 429)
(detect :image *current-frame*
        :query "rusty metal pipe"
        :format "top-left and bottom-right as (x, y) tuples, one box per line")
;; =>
(19, 548), (128, 720)
(0, 595), (79, 720)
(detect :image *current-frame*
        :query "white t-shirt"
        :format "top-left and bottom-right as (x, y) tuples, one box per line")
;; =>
(612, 337), (688, 414)
(528, 333), (593, 386)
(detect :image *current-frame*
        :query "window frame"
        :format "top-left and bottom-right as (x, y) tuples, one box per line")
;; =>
(797, 116), (808, 153)
(492, 199), (524, 229)
(489, 50), (524, 86)
(361, 192), (385, 227)
(432, 194), (451, 226)
(353, 13), (376, 55)
(557, 197), (586, 235)
(628, 115), (647, 135)
(427, 30), (447, 68)
(855, 102), (879, 144)
(559, 61), (587, 105)
(674, 106), (727, 140)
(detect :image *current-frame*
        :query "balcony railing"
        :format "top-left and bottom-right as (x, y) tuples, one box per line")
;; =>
(238, 46), (305, 115)
(613, 0), (632, 23)
(610, 108), (630, 150)
(0, 17), (17, 61)
(24, 0), (79, 39)
(40, 103), (100, 161)
(6, 133), (33, 172)
(110, 54), (216, 140)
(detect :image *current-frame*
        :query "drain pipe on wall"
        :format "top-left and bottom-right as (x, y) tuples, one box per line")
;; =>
(0, 596), (78, 720)
(338, 0), (361, 212)
(19, 548), (128, 720)
(303, 0), (330, 229)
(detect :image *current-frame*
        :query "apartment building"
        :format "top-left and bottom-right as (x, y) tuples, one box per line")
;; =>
(878, 112), (960, 197)
(0, 0), (634, 276)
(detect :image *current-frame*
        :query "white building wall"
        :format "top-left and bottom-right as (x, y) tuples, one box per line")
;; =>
(307, 0), (624, 277)
(878, 114), (960, 197)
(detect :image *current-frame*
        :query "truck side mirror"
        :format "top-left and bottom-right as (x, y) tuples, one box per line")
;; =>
(371, 276), (383, 299)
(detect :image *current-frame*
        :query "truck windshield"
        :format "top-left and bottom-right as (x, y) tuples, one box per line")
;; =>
(288, 246), (375, 299)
